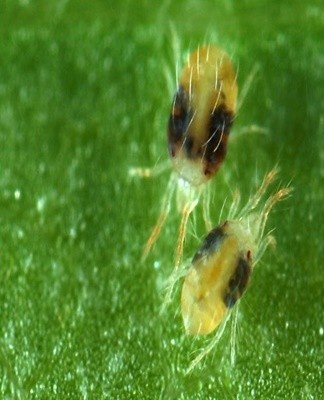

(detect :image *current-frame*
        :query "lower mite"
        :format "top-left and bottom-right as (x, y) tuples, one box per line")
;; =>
(180, 167), (292, 371)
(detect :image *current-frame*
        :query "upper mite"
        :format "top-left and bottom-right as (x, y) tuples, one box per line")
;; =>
(168, 45), (238, 186)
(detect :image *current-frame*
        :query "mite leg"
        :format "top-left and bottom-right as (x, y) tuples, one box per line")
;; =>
(229, 304), (239, 366)
(238, 167), (279, 219)
(227, 189), (241, 220)
(128, 160), (170, 178)
(163, 181), (200, 307)
(253, 234), (276, 267)
(186, 312), (231, 374)
(233, 124), (269, 139)
(236, 63), (260, 113)
(162, 201), (194, 307)
(231, 63), (268, 142)
(202, 182), (213, 231)
(141, 176), (176, 260)
(256, 187), (293, 242)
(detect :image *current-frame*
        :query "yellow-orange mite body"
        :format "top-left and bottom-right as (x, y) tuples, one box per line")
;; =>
(168, 45), (238, 186)
(181, 169), (292, 336)
(181, 221), (252, 335)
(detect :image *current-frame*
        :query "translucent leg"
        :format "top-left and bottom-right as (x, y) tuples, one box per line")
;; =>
(230, 305), (239, 366)
(257, 187), (292, 242)
(231, 63), (269, 144)
(142, 211), (169, 261)
(253, 234), (276, 267)
(238, 167), (279, 219)
(162, 202), (193, 308)
(129, 160), (170, 178)
(236, 63), (260, 112)
(228, 189), (241, 220)
(186, 312), (231, 374)
(141, 176), (176, 261)
(202, 183), (213, 231)
(234, 124), (269, 138)
(175, 203), (192, 270)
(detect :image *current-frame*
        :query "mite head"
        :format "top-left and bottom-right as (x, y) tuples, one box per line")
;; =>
(168, 45), (238, 187)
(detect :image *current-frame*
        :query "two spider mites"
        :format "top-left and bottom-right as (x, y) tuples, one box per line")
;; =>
(131, 44), (290, 368)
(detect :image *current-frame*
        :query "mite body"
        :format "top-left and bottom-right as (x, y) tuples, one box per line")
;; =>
(168, 45), (237, 186)
(181, 168), (292, 337)
(181, 220), (253, 335)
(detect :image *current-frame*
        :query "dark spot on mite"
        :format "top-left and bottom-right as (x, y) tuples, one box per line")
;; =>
(184, 135), (194, 155)
(223, 255), (252, 308)
(203, 167), (212, 178)
(167, 86), (192, 157)
(192, 222), (228, 264)
(203, 104), (234, 173)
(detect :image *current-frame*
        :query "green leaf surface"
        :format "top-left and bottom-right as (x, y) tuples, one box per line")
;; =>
(0, 1), (323, 399)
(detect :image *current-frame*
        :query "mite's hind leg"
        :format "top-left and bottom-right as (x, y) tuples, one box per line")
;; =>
(162, 183), (202, 305)
(129, 160), (170, 179)
(163, 195), (199, 308)
(186, 312), (232, 374)
(142, 176), (176, 261)
(229, 303), (239, 366)
(202, 183), (212, 231)
(174, 201), (195, 270)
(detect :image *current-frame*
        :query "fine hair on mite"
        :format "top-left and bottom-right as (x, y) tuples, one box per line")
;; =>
(179, 167), (292, 372)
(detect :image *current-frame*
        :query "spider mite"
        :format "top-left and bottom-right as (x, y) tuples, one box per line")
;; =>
(181, 168), (292, 371)
(131, 45), (238, 285)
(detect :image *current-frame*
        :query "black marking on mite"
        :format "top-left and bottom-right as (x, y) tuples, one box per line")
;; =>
(184, 135), (194, 155)
(223, 256), (252, 308)
(167, 86), (192, 157)
(192, 222), (228, 264)
(203, 104), (234, 176)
